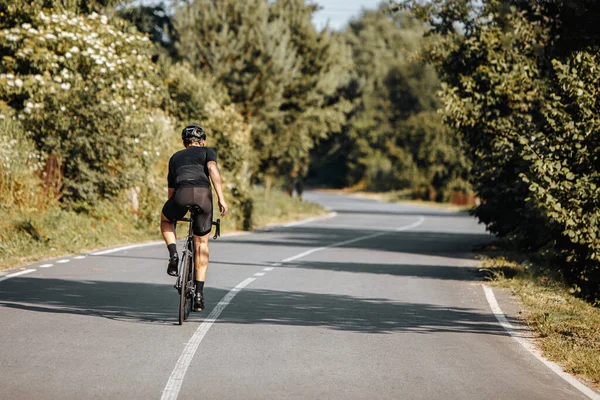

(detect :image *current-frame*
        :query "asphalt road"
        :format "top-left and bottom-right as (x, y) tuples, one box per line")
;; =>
(0, 191), (593, 399)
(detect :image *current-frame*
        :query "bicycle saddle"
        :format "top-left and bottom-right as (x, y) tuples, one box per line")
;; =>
(186, 205), (203, 214)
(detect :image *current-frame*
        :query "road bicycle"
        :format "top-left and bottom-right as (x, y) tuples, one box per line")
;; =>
(174, 205), (220, 325)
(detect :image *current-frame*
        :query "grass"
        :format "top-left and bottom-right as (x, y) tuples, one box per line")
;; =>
(480, 249), (600, 389)
(251, 187), (327, 228)
(0, 186), (325, 271)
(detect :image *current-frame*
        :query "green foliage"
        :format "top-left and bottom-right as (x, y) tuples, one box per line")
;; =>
(405, 0), (600, 299)
(0, 10), (170, 204)
(521, 52), (600, 292)
(0, 116), (47, 210)
(175, 0), (351, 186)
(165, 63), (255, 230)
(312, 8), (470, 198)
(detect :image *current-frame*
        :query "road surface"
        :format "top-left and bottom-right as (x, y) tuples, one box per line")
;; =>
(0, 191), (594, 399)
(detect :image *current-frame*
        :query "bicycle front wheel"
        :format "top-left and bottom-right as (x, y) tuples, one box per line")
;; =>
(178, 250), (191, 325)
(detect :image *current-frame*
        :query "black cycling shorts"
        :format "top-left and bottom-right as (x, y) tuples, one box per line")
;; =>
(162, 187), (213, 236)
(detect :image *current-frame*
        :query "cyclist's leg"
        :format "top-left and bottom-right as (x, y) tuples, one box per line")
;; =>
(190, 187), (213, 310)
(161, 189), (190, 275)
(193, 233), (210, 281)
(161, 212), (176, 245)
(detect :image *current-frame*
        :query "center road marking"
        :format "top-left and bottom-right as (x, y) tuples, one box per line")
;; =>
(161, 216), (425, 400)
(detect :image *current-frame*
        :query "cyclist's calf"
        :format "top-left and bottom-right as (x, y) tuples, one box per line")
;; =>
(193, 233), (210, 281)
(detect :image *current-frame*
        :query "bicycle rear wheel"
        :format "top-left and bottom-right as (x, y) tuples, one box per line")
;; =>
(178, 250), (191, 325)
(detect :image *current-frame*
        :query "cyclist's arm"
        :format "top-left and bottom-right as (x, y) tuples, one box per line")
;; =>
(207, 161), (228, 217)
(168, 188), (174, 199)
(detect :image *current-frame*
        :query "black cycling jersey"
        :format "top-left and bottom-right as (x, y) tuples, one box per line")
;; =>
(167, 147), (217, 189)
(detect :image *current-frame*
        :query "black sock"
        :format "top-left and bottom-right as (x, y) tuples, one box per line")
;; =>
(167, 243), (177, 257)
(195, 281), (205, 295)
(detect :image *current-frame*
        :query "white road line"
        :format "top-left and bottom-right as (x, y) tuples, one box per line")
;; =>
(283, 211), (337, 227)
(56, 259), (70, 264)
(0, 269), (36, 283)
(73, 255), (86, 260)
(482, 285), (600, 400)
(38, 264), (53, 268)
(162, 216), (426, 400)
(161, 278), (256, 400)
(270, 262), (282, 267)
(253, 272), (265, 277)
(90, 241), (163, 255)
(263, 267), (275, 272)
(282, 216), (425, 263)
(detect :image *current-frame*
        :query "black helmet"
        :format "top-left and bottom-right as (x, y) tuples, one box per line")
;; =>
(181, 124), (206, 141)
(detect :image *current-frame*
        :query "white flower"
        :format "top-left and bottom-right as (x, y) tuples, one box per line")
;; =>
(100, 68), (106, 74)
(134, 138), (140, 143)
(53, 76), (63, 83)
(143, 151), (148, 156)
(26, 102), (33, 108)
(60, 83), (71, 90)
(28, 28), (38, 35)
(155, 151), (160, 156)
(6, 74), (14, 79)
(45, 33), (57, 40)
(15, 79), (23, 88)
(60, 106), (66, 111)
(21, 23), (32, 30)
(0, 114), (4, 120)
(7, 80), (14, 87)
(70, 46), (80, 53)
(95, 59), (104, 65)
(65, 52), (72, 59)
(6, 34), (19, 42)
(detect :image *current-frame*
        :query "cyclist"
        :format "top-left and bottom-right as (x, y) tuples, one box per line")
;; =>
(160, 124), (228, 311)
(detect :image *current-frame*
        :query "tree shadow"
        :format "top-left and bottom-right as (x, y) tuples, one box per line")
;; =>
(0, 278), (523, 337)
(281, 260), (483, 281)
(217, 288), (516, 336)
(228, 228), (492, 257)
(0, 277), (178, 325)
(333, 208), (473, 218)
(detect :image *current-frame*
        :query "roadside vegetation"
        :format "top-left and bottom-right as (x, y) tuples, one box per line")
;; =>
(1, 0), (466, 269)
(480, 248), (600, 388)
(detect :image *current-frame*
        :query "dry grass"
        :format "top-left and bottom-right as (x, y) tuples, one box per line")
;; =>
(480, 252), (600, 389)
(0, 187), (325, 271)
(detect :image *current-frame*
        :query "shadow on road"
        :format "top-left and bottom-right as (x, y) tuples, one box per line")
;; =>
(281, 260), (482, 281)
(333, 209), (472, 218)
(0, 278), (519, 337)
(218, 288), (512, 336)
(228, 228), (491, 258)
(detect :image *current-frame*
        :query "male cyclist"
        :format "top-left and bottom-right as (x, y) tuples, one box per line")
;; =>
(160, 124), (228, 311)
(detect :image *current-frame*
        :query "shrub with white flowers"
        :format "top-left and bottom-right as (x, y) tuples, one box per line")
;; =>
(0, 11), (169, 204)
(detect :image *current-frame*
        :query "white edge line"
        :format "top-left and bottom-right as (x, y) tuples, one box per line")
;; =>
(0, 269), (36, 283)
(38, 264), (53, 268)
(90, 241), (164, 256)
(283, 211), (337, 228)
(253, 272), (265, 277)
(161, 277), (256, 400)
(56, 259), (70, 264)
(263, 267), (275, 271)
(482, 285), (600, 400)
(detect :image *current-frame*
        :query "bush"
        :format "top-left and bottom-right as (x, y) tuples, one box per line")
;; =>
(0, 11), (168, 204)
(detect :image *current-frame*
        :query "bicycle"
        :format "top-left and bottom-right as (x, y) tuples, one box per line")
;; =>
(174, 205), (221, 325)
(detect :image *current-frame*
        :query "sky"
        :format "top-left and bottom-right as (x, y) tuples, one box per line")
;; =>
(311, 0), (381, 31)
(137, 0), (382, 32)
